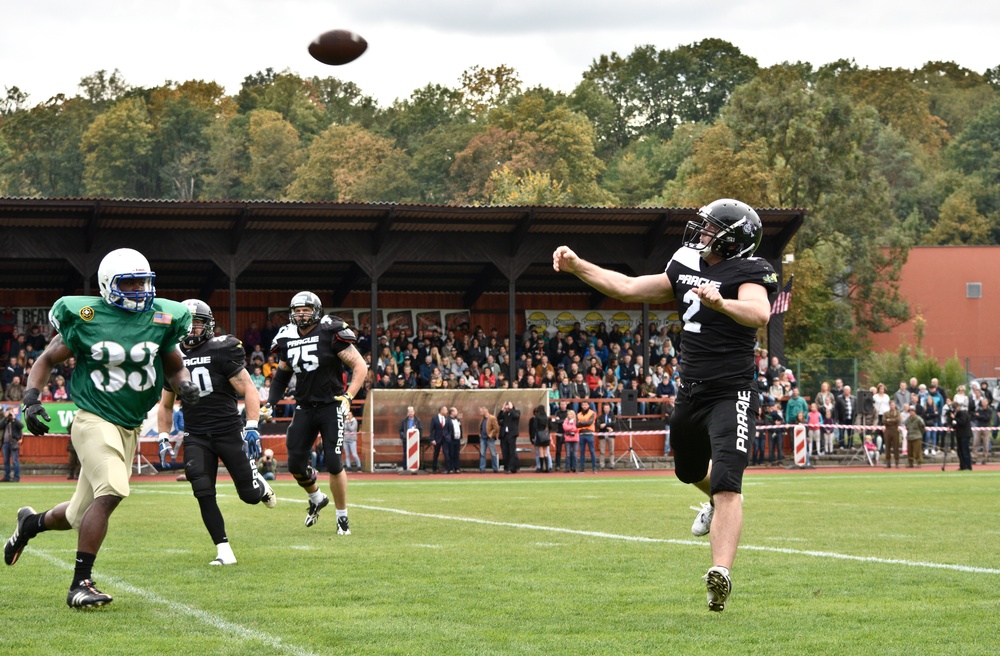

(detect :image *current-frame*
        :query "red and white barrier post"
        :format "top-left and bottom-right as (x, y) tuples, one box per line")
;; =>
(406, 427), (421, 473)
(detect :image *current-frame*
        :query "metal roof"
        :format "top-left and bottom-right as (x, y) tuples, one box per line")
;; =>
(1, 197), (805, 297)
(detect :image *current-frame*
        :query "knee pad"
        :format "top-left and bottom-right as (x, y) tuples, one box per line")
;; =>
(187, 470), (217, 499)
(287, 451), (312, 478)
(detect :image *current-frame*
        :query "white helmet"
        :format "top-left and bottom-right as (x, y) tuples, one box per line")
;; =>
(98, 248), (156, 312)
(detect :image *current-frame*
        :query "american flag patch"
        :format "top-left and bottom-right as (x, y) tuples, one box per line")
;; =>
(153, 312), (172, 325)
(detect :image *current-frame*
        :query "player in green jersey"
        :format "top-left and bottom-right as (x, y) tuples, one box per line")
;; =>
(3, 248), (200, 608)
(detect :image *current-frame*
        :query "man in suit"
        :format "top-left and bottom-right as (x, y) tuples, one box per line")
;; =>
(497, 401), (521, 473)
(835, 385), (856, 449)
(428, 405), (449, 473)
(446, 407), (463, 473)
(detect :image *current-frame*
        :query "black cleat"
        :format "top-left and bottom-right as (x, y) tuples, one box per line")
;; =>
(337, 515), (351, 535)
(67, 579), (113, 608)
(305, 494), (329, 527)
(4, 506), (36, 566)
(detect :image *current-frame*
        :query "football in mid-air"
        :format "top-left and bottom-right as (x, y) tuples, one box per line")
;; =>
(308, 30), (368, 66)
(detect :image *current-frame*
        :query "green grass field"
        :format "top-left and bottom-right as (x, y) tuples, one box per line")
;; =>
(1, 469), (998, 656)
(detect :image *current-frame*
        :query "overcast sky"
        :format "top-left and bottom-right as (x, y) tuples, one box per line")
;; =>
(2, 1), (998, 108)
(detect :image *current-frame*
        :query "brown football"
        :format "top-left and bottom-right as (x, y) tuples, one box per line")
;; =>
(308, 30), (368, 66)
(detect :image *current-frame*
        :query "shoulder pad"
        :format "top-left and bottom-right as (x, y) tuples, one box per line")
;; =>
(272, 324), (297, 352)
(322, 315), (357, 343)
(212, 334), (246, 361)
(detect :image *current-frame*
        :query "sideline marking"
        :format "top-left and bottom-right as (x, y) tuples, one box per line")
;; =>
(28, 550), (322, 656)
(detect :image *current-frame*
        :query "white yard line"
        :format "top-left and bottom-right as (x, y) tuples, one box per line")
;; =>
(351, 504), (1000, 576)
(29, 549), (322, 656)
(130, 487), (1000, 576)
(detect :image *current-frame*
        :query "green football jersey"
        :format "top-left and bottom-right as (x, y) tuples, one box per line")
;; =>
(49, 296), (191, 428)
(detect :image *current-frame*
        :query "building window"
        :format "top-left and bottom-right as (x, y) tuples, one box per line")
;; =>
(966, 282), (982, 299)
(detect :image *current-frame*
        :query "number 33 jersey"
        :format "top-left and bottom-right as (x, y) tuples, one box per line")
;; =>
(270, 315), (356, 405)
(665, 246), (778, 384)
(49, 296), (190, 428)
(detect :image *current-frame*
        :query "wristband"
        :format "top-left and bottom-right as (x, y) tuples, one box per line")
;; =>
(245, 420), (259, 430)
(23, 387), (40, 406)
(158, 432), (170, 441)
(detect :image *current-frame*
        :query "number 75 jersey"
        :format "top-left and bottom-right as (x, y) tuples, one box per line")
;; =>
(665, 246), (778, 383)
(49, 296), (190, 428)
(270, 315), (356, 405)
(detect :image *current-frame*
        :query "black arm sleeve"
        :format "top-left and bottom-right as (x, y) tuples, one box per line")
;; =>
(268, 367), (293, 407)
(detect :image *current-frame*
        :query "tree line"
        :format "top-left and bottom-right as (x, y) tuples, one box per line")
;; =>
(2, 39), (999, 361)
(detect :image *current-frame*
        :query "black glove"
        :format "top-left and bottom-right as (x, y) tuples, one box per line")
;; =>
(177, 380), (201, 405)
(22, 388), (51, 436)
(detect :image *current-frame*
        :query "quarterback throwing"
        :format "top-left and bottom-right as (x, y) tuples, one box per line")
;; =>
(553, 198), (777, 612)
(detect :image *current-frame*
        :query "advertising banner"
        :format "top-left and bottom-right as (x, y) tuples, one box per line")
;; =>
(524, 309), (680, 337)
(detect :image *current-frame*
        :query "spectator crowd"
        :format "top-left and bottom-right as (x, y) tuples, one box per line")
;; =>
(2, 304), (996, 471)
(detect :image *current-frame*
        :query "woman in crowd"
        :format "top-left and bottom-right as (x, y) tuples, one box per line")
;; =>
(562, 409), (579, 473)
(529, 404), (552, 472)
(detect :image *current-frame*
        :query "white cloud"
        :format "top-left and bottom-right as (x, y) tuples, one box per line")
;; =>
(1, 0), (997, 108)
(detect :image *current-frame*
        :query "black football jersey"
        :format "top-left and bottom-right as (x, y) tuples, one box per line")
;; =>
(271, 315), (355, 405)
(665, 246), (778, 383)
(164, 334), (247, 434)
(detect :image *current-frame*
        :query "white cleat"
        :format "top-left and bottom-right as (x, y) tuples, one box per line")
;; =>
(259, 477), (277, 509)
(691, 502), (714, 537)
(209, 555), (237, 566)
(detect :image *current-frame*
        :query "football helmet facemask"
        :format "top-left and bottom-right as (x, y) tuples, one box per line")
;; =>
(683, 198), (763, 260)
(289, 291), (322, 328)
(181, 299), (216, 348)
(97, 248), (156, 312)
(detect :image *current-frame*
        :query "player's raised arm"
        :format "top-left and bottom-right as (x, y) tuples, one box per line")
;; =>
(694, 281), (771, 329)
(552, 246), (674, 304)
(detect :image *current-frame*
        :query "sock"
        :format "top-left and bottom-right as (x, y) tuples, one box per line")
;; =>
(22, 511), (49, 540)
(73, 551), (96, 585)
(216, 542), (236, 562)
(336, 508), (348, 520)
(308, 490), (325, 504)
(713, 566), (730, 577)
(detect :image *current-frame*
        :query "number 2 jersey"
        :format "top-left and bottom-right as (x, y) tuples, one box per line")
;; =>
(270, 315), (356, 405)
(164, 335), (247, 435)
(49, 296), (190, 428)
(665, 246), (778, 384)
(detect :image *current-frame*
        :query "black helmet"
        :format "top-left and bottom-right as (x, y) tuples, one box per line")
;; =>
(182, 299), (215, 348)
(289, 291), (322, 328)
(683, 198), (763, 260)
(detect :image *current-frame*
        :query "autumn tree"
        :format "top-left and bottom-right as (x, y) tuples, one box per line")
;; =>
(147, 80), (228, 199)
(460, 65), (522, 118)
(80, 96), (154, 197)
(286, 123), (414, 202)
(817, 61), (949, 152)
(201, 113), (250, 199)
(488, 166), (571, 205)
(724, 64), (910, 347)
(657, 123), (775, 207)
(0, 95), (95, 196)
(245, 109), (302, 199)
(923, 188), (992, 244)
(583, 39), (757, 147)
(308, 76), (381, 129)
(488, 90), (612, 205)
(449, 126), (554, 204)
